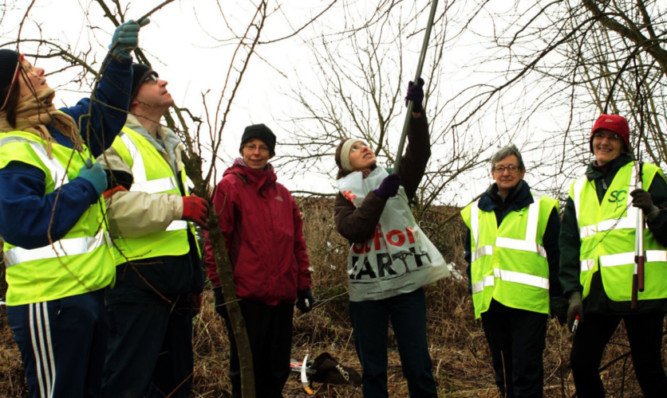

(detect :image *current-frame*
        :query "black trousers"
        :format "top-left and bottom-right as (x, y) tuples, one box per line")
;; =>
(214, 287), (294, 398)
(102, 297), (194, 398)
(348, 288), (437, 398)
(481, 301), (548, 398)
(571, 312), (666, 398)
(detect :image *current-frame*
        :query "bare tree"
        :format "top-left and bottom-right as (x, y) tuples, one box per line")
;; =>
(279, 1), (489, 210)
(282, 0), (664, 207)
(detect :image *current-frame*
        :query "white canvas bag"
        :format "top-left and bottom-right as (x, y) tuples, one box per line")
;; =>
(338, 167), (450, 301)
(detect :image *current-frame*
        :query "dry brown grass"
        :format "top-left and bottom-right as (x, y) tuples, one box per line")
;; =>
(0, 199), (664, 397)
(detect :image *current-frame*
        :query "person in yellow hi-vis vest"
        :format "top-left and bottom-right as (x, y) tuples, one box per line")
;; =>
(461, 145), (566, 398)
(559, 114), (666, 397)
(0, 20), (147, 398)
(96, 64), (208, 398)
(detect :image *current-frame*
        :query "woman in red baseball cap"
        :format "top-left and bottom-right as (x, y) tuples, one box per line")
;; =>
(559, 114), (667, 396)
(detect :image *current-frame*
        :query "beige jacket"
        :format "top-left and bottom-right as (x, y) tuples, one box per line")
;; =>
(97, 115), (184, 238)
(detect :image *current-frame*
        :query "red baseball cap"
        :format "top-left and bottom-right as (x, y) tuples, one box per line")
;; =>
(590, 114), (630, 153)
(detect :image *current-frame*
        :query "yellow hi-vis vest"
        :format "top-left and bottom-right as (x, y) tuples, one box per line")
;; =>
(461, 195), (558, 319)
(0, 131), (115, 305)
(109, 126), (195, 262)
(571, 161), (667, 302)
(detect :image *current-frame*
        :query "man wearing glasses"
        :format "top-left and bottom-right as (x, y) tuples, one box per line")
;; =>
(461, 145), (565, 397)
(559, 114), (667, 397)
(97, 64), (209, 397)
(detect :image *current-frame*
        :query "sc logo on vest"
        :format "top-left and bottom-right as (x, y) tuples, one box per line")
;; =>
(608, 189), (627, 211)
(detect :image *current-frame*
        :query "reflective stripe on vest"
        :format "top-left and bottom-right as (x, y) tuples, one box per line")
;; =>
(472, 245), (493, 262)
(582, 251), (666, 272)
(600, 250), (667, 268)
(4, 229), (107, 267)
(471, 275), (494, 294)
(471, 267), (549, 293)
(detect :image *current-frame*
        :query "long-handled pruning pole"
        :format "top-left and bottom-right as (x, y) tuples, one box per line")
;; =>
(393, 0), (439, 173)
(632, 156), (645, 310)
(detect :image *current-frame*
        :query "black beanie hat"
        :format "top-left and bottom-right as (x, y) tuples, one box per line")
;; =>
(130, 63), (157, 98)
(240, 124), (276, 156)
(0, 49), (21, 109)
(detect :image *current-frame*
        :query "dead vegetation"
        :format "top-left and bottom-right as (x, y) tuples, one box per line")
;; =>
(0, 197), (663, 397)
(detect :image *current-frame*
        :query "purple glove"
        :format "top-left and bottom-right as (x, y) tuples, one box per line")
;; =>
(374, 174), (401, 199)
(405, 77), (425, 112)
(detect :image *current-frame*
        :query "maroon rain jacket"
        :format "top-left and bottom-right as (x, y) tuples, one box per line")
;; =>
(205, 160), (312, 305)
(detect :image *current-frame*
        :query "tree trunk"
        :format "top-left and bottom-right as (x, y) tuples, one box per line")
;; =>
(182, 151), (255, 397)
(206, 218), (256, 398)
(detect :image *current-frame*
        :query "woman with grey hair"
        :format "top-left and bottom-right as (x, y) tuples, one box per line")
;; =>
(460, 144), (565, 397)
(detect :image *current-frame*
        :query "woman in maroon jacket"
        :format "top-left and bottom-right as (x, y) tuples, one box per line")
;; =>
(204, 124), (313, 398)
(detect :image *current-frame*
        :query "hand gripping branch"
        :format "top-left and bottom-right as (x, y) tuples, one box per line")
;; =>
(631, 157), (645, 310)
(393, 0), (439, 173)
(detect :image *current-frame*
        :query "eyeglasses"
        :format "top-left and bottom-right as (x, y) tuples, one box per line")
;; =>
(244, 143), (270, 153)
(350, 142), (368, 152)
(592, 132), (620, 141)
(493, 165), (521, 173)
(143, 73), (158, 84)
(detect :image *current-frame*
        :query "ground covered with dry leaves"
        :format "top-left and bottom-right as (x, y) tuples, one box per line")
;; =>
(1, 198), (663, 397)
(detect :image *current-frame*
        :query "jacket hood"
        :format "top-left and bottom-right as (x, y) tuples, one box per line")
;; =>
(224, 157), (277, 195)
(586, 152), (633, 181)
(478, 179), (533, 212)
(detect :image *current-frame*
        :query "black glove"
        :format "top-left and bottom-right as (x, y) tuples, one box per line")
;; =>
(296, 289), (314, 314)
(405, 77), (425, 112)
(630, 189), (659, 217)
(373, 174), (401, 199)
(550, 297), (568, 325)
(567, 291), (584, 332)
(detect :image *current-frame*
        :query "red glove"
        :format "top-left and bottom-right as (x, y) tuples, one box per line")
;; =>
(182, 195), (209, 228)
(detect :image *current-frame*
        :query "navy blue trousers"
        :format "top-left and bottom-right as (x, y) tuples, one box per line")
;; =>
(101, 297), (193, 398)
(7, 289), (108, 398)
(571, 312), (666, 398)
(349, 288), (437, 398)
(480, 301), (547, 398)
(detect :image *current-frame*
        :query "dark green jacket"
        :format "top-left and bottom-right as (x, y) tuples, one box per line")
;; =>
(559, 153), (667, 314)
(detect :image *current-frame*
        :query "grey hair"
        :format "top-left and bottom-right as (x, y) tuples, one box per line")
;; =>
(490, 144), (525, 170)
